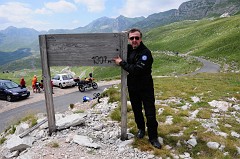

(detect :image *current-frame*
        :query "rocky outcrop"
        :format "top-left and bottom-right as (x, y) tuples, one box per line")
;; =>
(178, 0), (240, 20)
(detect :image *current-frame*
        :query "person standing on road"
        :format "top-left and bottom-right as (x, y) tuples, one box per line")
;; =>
(20, 77), (26, 88)
(113, 28), (161, 149)
(31, 75), (37, 93)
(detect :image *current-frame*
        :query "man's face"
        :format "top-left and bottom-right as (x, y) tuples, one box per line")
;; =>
(128, 31), (142, 49)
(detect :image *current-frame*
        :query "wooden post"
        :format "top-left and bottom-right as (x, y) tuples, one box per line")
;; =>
(120, 33), (128, 140)
(39, 35), (56, 135)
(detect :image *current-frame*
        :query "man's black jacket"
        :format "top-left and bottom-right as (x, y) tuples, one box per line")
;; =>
(119, 42), (154, 91)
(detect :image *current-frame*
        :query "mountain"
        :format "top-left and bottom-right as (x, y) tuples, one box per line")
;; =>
(0, 15), (144, 52)
(0, 0), (240, 71)
(131, 0), (240, 30)
(0, 48), (32, 65)
(0, 26), (43, 52)
(49, 15), (145, 34)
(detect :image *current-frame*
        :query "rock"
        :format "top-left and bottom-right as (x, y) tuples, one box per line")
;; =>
(231, 131), (240, 138)
(207, 142), (220, 149)
(189, 109), (199, 119)
(191, 96), (200, 103)
(15, 123), (29, 135)
(165, 116), (173, 125)
(158, 108), (164, 115)
(6, 135), (35, 152)
(236, 146), (240, 155)
(208, 100), (232, 112)
(73, 135), (101, 149)
(56, 113), (87, 130)
(93, 123), (104, 131)
(187, 138), (197, 147)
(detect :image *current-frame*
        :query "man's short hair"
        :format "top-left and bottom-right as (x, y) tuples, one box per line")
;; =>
(128, 28), (142, 38)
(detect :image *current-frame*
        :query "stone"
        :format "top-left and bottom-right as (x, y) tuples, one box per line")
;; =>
(73, 135), (101, 149)
(6, 135), (35, 152)
(207, 142), (220, 149)
(187, 138), (197, 147)
(56, 113), (87, 130)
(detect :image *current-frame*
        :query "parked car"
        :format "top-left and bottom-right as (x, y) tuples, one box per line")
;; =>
(52, 74), (76, 89)
(0, 79), (30, 102)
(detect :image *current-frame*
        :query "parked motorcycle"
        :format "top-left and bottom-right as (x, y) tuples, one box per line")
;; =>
(76, 78), (98, 92)
(35, 82), (41, 93)
(74, 73), (98, 92)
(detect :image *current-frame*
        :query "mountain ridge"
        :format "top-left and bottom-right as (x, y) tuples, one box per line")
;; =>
(0, 0), (239, 70)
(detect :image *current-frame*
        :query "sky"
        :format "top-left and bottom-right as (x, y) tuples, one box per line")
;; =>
(0, 0), (189, 31)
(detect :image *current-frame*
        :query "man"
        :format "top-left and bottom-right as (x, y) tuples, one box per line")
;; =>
(31, 75), (37, 93)
(20, 77), (26, 88)
(113, 28), (161, 149)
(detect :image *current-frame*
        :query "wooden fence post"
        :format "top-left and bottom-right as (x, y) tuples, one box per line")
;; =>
(39, 35), (56, 135)
(120, 33), (128, 140)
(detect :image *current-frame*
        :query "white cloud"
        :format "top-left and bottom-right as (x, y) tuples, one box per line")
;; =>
(0, 2), (32, 23)
(44, 0), (77, 13)
(0, 2), (50, 30)
(74, 0), (106, 12)
(35, 8), (53, 15)
(119, 0), (187, 17)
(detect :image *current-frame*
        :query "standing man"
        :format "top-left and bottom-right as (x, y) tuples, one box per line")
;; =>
(31, 75), (37, 93)
(20, 77), (26, 88)
(113, 28), (161, 149)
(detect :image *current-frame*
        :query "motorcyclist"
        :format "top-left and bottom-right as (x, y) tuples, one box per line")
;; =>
(85, 73), (94, 83)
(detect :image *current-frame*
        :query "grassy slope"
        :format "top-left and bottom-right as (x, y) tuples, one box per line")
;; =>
(105, 73), (240, 158)
(144, 14), (240, 70)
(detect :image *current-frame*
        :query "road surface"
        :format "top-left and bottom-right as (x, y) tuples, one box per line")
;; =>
(0, 85), (111, 133)
(188, 57), (220, 75)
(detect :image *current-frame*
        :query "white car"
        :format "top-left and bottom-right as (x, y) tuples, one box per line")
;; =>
(52, 74), (76, 89)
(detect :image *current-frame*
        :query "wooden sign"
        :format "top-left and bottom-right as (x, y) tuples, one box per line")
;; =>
(41, 33), (126, 66)
(39, 33), (128, 140)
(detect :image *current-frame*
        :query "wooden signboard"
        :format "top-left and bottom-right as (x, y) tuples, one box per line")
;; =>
(42, 33), (126, 66)
(39, 33), (128, 140)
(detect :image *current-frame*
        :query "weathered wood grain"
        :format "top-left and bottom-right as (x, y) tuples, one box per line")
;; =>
(41, 33), (125, 66)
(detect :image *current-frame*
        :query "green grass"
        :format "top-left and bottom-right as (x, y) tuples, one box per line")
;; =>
(108, 73), (240, 158)
(154, 73), (240, 102)
(145, 14), (240, 71)
(48, 141), (59, 148)
(0, 137), (6, 145)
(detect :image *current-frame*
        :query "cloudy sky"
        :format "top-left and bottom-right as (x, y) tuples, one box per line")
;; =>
(0, 0), (189, 31)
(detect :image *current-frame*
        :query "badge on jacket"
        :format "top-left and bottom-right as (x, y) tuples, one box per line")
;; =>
(142, 55), (147, 61)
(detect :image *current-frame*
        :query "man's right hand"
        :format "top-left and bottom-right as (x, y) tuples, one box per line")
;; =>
(113, 56), (122, 65)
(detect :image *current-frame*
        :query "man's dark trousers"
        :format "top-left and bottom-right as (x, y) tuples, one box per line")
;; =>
(128, 88), (158, 140)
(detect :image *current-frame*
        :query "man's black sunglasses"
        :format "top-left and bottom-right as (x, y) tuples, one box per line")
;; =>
(129, 36), (140, 40)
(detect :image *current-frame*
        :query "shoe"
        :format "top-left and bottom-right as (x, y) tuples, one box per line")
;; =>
(136, 129), (145, 139)
(149, 138), (162, 149)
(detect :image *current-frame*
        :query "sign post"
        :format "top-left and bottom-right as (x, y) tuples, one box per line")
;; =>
(39, 33), (128, 139)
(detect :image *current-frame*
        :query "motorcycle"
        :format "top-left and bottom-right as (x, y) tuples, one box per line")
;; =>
(35, 82), (42, 93)
(76, 77), (98, 92)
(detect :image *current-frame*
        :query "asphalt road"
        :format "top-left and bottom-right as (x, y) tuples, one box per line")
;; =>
(190, 57), (220, 74)
(0, 85), (110, 133)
